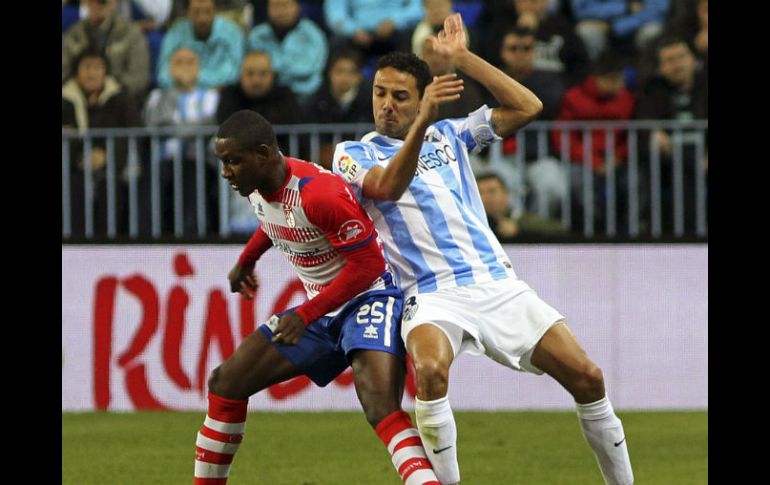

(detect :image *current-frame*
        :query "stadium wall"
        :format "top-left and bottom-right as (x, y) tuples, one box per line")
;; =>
(62, 244), (707, 411)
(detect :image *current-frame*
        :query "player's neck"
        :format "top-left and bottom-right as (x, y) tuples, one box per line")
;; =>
(260, 155), (289, 197)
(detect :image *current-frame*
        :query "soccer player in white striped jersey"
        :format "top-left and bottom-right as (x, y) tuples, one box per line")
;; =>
(193, 110), (440, 485)
(331, 13), (634, 485)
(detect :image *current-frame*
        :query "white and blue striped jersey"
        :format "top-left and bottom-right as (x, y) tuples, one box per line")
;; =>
(332, 105), (518, 297)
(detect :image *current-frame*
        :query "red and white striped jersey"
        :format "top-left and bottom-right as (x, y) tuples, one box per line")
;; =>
(248, 157), (389, 301)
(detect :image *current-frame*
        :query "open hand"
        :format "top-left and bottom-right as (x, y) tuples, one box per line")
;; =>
(416, 73), (465, 126)
(426, 13), (468, 63)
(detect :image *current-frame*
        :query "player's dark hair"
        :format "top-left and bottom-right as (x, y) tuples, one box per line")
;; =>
(217, 110), (277, 151)
(376, 51), (432, 97)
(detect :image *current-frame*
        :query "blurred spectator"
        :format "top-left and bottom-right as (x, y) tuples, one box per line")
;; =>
(168, 0), (258, 30)
(419, 37), (485, 120)
(481, 0), (590, 86)
(63, 0), (151, 102)
(411, 0), (470, 55)
(247, 0), (329, 103)
(491, 26), (567, 219)
(324, 0), (424, 57)
(143, 47), (220, 235)
(570, 0), (669, 61)
(552, 52), (636, 233)
(216, 51), (303, 126)
(62, 49), (141, 236)
(158, 0), (245, 89)
(497, 26), (564, 120)
(666, 0), (707, 62)
(306, 49), (373, 168)
(476, 172), (567, 242)
(635, 35), (707, 234)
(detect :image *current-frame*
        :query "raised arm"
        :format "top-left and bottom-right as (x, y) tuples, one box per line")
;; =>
(433, 13), (543, 138)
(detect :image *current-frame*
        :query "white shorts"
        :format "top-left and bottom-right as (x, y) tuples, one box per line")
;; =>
(401, 278), (565, 374)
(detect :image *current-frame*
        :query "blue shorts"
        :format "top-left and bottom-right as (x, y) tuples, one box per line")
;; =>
(258, 286), (405, 387)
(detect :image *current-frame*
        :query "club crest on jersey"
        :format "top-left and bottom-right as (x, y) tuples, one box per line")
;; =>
(338, 219), (365, 242)
(337, 154), (359, 183)
(403, 296), (418, 322)
(283, 204), (296, 227)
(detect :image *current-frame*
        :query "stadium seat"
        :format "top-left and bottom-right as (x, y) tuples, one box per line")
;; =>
(62, 5), (80, 33)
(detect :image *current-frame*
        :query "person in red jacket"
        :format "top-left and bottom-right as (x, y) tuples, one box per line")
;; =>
(192, 110), (440, 485)
(551, 52), (636, 234)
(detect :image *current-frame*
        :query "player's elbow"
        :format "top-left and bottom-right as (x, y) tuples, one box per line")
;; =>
(524, 97), (543, 121)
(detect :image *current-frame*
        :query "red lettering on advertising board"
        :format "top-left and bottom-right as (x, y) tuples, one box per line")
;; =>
(90, 251), (416, 409)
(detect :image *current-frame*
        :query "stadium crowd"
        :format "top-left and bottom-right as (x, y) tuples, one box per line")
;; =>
(62, 0), (707, 239)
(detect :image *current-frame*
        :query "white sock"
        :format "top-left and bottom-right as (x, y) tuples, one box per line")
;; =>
(576, 396), (634, 485)
(415, 396), (460, 485)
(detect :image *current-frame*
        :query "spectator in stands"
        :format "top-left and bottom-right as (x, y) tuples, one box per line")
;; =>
(63, 0), (151, 102)
(570, 0), (669, 61)
(143, 47), (220, 235)
(247, 0), (328, 104)
(666, 0), (707, 63)
(216, 51), (303, 127)
(419, 37), (485, 120)
(305, 49), (373, 168)
(62, 49), (141, 236)
(552, 51), (637, 234)
(477, 172), (567, 242)
(411, 0), (470, 56)
(635, 35), (707, 234)
(324, 0), (424, 57)
(157, 0), (245, 90)
(490, 26), (567, 219)
(215, 50), (302, 234)
(481, 0), (590, 86)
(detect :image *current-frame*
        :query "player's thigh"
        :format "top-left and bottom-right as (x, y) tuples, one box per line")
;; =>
(350, 349), (405, 401)
(529, 322), (598, 384)
(216, 329), (302, 394)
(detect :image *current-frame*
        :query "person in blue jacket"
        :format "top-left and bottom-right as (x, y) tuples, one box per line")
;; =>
(247, 0), (328, 102)
(157, 0), (245, 89)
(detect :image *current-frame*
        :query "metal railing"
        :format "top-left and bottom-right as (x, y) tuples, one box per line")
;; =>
(62, 120), (707, 241)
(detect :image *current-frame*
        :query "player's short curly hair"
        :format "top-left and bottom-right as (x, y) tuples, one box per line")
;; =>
(376, 52), (432, 97)
(217, 110), (277, 151)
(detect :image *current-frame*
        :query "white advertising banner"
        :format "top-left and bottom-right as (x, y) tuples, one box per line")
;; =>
(62, 245), (707, 411)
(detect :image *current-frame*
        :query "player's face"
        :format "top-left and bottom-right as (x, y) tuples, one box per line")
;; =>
(373, 67), (421, 139)
(216, 138), (275, 197)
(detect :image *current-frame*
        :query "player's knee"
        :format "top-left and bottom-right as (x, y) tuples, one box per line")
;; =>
(208, 365), (244, 400)
(413, 358), (450, 399)
(578, 363), (605, 401)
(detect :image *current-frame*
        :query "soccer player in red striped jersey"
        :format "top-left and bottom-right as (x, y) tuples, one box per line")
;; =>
(192, 109), (439, 485)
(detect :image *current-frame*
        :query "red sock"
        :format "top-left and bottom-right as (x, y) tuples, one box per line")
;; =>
(193, 392), (248, 485)
(376, 410), (441, 485)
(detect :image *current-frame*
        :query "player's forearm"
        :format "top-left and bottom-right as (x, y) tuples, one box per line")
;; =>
(371, 117), (431, 200)
(237, 227), (272, 267)
(454, 51), (543, 138)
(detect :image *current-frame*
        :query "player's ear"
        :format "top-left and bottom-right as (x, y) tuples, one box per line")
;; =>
(255, 143), (272, 159)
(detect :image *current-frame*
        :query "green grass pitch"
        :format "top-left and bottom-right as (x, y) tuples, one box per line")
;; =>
(62, 410), (707, 484)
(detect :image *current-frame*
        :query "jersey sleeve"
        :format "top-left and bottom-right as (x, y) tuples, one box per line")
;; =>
(300, 174), (376, 251)
(331, 141), (378, 201)
(443, 104), (502, 154)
